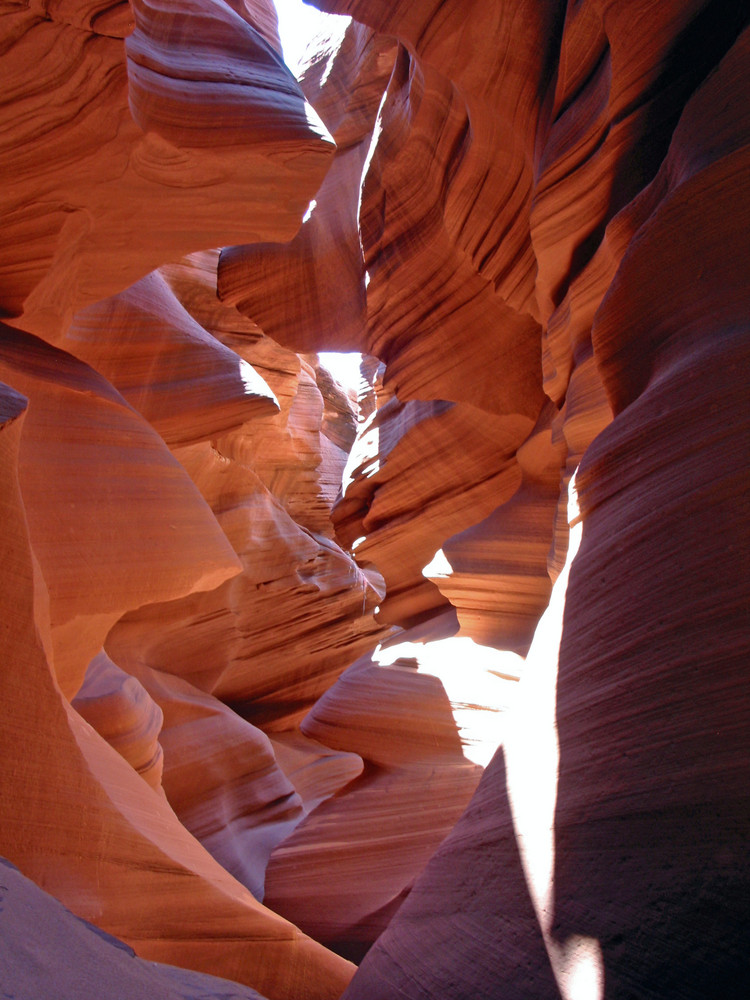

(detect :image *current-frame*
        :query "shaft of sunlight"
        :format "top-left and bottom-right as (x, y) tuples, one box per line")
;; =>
(274, 0), (351, 79)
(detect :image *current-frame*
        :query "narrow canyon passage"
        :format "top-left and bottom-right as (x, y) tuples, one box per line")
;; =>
(0, 1), (748, 999)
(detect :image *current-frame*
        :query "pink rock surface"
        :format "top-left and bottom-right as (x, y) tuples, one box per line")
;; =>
(0, 857), (271, 1000)
(333, 394), (535, 627)
(73, 652), (166, 793)
(129, 662), (305, 901)
(63, 271), (279, 446)
(0, 324), (241, 699)
(218, 21), (397, 355)
(0, 364), (352, 998)
(0, 0), (333, 338)
(264, 640), (519, 957)
(0, 0), (748, 996)
(340, 749), (560, 999)
(107, 436), (386, 727)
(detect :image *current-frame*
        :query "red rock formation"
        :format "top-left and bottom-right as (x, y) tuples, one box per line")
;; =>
(105, 255), (387, 729)
(0, 359), (352, 998)
(0, 0), (748, 997)
(0, 324), (241, 700)
(0, 857), (271, 1000)
(218, 20), (398, 354)
(333, 394), (536, 627)
(127, 660), (306, 900)
(312, 2), (749, 997)
(0, 0), (333, 338)
(73, 652), (166, 794)
(263, 640), (520, 957)
(62, 271), (279, 446)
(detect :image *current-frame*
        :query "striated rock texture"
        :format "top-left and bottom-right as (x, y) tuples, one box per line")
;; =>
(0, 348), (353, 1000)
(0, 0), (334, 338)
(0, 857), (269, 1000)
(263, 639), (520, 959)
(0, 0), (748, 998)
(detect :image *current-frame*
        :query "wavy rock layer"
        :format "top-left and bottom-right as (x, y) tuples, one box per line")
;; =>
(0, 858), (269, 1000)
(0, 0), (748, 998)
(0, 356), (353, 1000)
(300, 2), (748, 997)
(264, 640), (520, 958)
(0, 0), (333, 339)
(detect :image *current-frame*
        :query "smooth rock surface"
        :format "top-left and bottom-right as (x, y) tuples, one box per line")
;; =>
(0, 0), (748, 997)
(0, 857), (270, 1000)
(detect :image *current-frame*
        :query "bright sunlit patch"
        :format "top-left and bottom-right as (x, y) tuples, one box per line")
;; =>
(238, 357), (278, 405)
(505, 474), (583, 928)
(374, 637), (523, 766)
(501, 471), (605, 998)
(274, 0), (351, 80)
(358, 90), (387, 233)
(422, 547), (452, 578)
(340, 412), (379, 494)
(557, 936), (605, 1000)
(301, 98), (334, 143)
(302, 198), (317, 223)
(319, 351), (362, 391)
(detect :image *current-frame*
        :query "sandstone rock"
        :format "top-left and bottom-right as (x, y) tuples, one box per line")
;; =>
(63, 271), (279, 446)
(425, 405), (567, 652)
(107, 435), (386, 728)
(1, 0), (748, 996)
(218, 21), (397, 355)
(0, 857), (271, 1000)
(0, 324), (241, 700)
(129, 662), (305, 901)
(164, 250), (358, 534)
(0, 363), (352, 998)
(0, 0), (333, 338)
(341, 749), (560, 999)
(316, 3), (750, 997)
(263, 639), (520, 958)
(333, 395), (533, 627)
(95, 250), (388, 729)
(73, 652), (166, 794)
(270, 729), (364, 814)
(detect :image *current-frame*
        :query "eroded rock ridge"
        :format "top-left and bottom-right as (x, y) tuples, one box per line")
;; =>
(0, 1), (748, 998)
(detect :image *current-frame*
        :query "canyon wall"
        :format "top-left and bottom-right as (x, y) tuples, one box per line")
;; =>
(0, 0), (748, 998)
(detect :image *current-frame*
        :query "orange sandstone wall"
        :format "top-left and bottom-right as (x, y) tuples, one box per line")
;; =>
(0, 0), (748, 998)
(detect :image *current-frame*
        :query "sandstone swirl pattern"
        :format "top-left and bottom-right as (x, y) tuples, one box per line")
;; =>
(0, 1), (748, 999)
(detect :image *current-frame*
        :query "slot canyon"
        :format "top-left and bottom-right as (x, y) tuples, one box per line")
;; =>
(0, 0), (748, 997)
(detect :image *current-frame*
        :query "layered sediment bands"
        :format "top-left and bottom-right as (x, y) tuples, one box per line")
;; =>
(318, 4), (748, 997)
(342, 749), (560, 999)
(0, 324), (241, 699)
(333, 395), (537, 627)
(0, 363), (353, 999)
(127, 661), (306, 900)
(0, 858), (270, 1000)
(0, 0), (333, 337)
(105, 257), (387, 726)
(264, 641), (520, 958)
(550, 334), (750, 998)
(163, 251), (358, 535)
(73, 652), (166, 793)
(219, 21), (398, 354)
(107, 463), (386, 727)
(270, 730), (364, 814)
(545, 34), (750, 993)
(1, 0), (748, 996)
(353, 47), (544, 414)
(295, 0), (563, 423)
(63, 272), (279, 446)
(427, 410), (568, 652)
